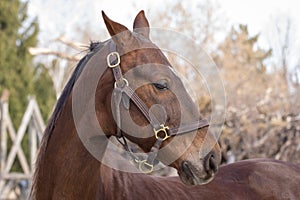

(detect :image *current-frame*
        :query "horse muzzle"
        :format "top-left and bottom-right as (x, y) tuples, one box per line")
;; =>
(178, 149), (220, 186)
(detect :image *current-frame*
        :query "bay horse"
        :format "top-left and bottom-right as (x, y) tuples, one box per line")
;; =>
(29, 11), (300, 200)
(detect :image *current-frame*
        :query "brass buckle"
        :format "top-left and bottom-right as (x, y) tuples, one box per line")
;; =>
(136, 160), (154, 174)
(154, 124), (170, 141)
(107, 52), (120, 68)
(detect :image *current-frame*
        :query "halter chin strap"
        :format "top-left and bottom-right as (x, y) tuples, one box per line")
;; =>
(107, 41), (209, 173)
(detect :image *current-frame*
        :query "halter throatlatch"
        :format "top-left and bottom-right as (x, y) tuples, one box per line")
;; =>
(107, 42), (209, 173)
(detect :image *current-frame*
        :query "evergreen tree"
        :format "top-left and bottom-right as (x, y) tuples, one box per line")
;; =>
(0, 1), (55, 126)
(0, 0), (55, 173)
(33, 63), (56, 120)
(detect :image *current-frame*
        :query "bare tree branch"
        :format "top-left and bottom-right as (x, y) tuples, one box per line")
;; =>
(28, 47), (81, 61)
(56, 35), (87, 51)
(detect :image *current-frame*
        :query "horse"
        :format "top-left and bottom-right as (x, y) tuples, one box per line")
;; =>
(29, 11), (300, 200)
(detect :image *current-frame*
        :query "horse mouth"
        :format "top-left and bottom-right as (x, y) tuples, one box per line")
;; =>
(178, 161), (215, 186)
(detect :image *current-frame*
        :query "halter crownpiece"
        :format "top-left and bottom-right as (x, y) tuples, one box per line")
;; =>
(107, 41), (209, 173)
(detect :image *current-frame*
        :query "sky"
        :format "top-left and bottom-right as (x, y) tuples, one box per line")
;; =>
(220, 0), (299, 33)
(219, 0), (300, 68)
(27, 0), (300, 68)
(220, 0), (299, 48)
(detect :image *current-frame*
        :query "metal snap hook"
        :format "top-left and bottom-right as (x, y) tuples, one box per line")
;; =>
(137, 160), (154, 174)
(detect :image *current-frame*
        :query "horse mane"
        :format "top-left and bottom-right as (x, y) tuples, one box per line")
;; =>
(30, 41), (106, 197)
(43, 41), (106, 149)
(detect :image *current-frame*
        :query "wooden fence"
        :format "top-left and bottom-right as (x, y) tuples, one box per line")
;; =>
(0, 92), (45, 199)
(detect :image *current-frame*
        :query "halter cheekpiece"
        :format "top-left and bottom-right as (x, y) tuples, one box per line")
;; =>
(107, 41), (209, 173)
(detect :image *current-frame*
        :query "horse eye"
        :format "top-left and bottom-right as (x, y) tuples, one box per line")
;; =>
(152, 81), (169, 91)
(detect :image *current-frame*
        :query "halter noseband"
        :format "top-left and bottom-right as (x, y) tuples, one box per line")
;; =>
(107, 42), (209, 173)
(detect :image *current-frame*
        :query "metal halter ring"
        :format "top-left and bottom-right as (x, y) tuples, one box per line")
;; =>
(154, 124), (170, 141)
(114, 78), (129, 88)
(107, 52), (120, 68)
(137, 160), (154, 174)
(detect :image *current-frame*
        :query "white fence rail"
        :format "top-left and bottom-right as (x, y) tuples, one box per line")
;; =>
(0, 92), (45, 199)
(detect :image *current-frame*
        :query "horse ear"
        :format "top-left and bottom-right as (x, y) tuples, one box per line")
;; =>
(102, 11), (134, 47)
(133, 10), (150, 39)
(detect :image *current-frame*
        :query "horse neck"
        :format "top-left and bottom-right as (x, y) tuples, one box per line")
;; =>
(32, 94), (109, 199)
(31, 41), (141, 199)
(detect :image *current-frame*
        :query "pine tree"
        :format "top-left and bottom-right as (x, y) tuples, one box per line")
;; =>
(0, 1), (55, 126)
(0, 0), (55, 173)
(33, 63), (56, 120)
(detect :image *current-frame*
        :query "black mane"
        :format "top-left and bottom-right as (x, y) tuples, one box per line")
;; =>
(41, 41), (105, 150)
(30, 41), (107, 197)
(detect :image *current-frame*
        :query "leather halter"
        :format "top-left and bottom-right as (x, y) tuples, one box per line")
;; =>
(107, 42), (209, 173)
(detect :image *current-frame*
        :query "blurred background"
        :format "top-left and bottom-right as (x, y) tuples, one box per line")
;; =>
(0, 0), (300, 199)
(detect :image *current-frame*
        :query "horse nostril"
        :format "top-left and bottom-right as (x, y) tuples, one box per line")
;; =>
(182, 161), (189, 171)
(181, 161), (193, 177)
(209, 155), (218, 173)
(204, 152), (219, 175)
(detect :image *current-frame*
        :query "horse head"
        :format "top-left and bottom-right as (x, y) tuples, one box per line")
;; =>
(95, 11), (221, 185)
